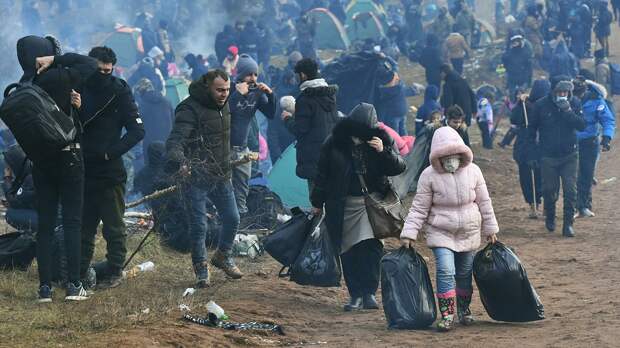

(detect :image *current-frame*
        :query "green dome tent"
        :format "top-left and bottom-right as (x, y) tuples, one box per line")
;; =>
(307, 8), (350, 51)
(345, 0), (388, 29)
(100, 26), (144, 69)
(165, 78), (190, 108)
(347, 11), (386, 44)
(267, 144), (311, 209)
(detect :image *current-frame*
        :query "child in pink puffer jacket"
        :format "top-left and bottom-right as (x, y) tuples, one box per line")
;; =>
(400, 126), (499, 332)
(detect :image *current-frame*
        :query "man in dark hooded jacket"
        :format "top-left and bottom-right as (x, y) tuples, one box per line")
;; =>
(282, 58), (339, 188)
(165, 69), (243, 287)
(134, 78), (174, 162)
(215, 25), (237, 64)
(502, 34), (534, 93)
(418, 33), (444, 88)
(439, 64), (477, 125)
(528, 76), (586, 237)
(549, 40), (579, 79)
(16, 35), (97, 302)
(78, 46), (145, 289)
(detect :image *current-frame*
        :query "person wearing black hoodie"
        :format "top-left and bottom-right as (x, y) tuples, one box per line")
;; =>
(78, 46), (145, 289)
(440, 64), (477, 126)
(165, 69), (243, 287)
(311, 103), (406, 311)
(16, 35), (97, 302)
(418, 33), (444, 88)
(134, 78), (174, 162)
(528, 76), (586, 237)
(282, 58), (339, 188)
(510, 79), (550, 218)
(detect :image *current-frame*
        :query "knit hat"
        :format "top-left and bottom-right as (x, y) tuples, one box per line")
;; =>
(235, 54), (258, 81)
(228, 45), (238, 56)
(148, 46), (164, 59)
(553, 80), (574, 93)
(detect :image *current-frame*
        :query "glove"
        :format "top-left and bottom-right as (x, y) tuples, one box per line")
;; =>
(555, 98), (571, 112)
(601, 136), (611, 152)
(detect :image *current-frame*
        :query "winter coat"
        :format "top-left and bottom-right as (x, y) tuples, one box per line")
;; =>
(528, 94), (586, 159)
(136, 90), (174, 159)
(401, 127), (499, 252)
(80, 76), (145, 187)
(510, 79), (550, 163)
(375, 82), (408, 122)
(577, 81), (616, 141)
(440, 70), (477, 125)
(284, 80), (339, 180)
(165, 77), (232, 186)
(550, 41), (579, 79)
(429, 15), (453, 43)
(215, 26), (237, 64)
(595, 8), (613, 38)
(416, 85), (441, 136)
(523, 15), (543, 57)
(311, 107), (406, 253)
(128, 62), (165, 95)
(502, 42), (534, 88)
(418, 36), (443, 87)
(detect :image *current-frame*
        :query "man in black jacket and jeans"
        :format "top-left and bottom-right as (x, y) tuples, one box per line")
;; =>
(166, 70), (243, 287)
(282, 58), (339, 197)
(78, 46), (145, 289)
(16, 35), (97, 302)
(528, 76), (586, 237)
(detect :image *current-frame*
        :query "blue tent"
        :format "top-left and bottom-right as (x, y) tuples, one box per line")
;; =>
(267, 144), (311, 209)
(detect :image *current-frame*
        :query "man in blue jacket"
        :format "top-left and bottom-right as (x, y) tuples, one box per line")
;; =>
(575, 80), (615, 218)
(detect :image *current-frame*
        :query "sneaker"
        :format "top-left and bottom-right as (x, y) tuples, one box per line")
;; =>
(575, 209), (595, 218)
(65, 282), (89, 301)
(37, 285), (53, 303)
(193, 261), (210, 288)
(211, 250), (243, 279)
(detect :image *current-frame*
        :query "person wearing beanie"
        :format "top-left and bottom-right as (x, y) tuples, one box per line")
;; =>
(528, 75), (586, 237)
(282, 58), (339, 188)
(229, 54), (276, 216)
(222, 45), (239, 78)
(575, 80), (616, 218)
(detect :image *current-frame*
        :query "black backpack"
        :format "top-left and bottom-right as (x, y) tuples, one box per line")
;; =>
(0, 231), (36, 270)
(0, 82), (76, 163)
(243, 185), (286, 230)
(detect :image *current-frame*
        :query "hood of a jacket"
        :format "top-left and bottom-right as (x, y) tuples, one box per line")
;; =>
(3, 145), (29, 179)
(530, 79), (551, 102)
(348, 103), (378, 128)
(188, 76), (226, 109)
(147, 141), (166, 168)
(300, 84), (338, 112)
(424, 84), (440, 102)
(429, 126), (473, 173)
(586, 80), (608, 99)
(17, 35), (56, 82)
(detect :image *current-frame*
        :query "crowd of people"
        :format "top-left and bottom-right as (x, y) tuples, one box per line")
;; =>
(0, 0), (617, 334)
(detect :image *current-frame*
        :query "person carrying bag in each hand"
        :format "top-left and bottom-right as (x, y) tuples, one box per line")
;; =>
(400, 126), (499, 332)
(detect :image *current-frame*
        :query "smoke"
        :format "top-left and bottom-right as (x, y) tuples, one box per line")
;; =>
(174, 0), (230, 58)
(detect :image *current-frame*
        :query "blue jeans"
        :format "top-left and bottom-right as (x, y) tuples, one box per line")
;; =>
(186, 180), (240, 265)
(577, 137), (600, 211)
(384, 116), (408, 136)
(432, 248), (474, 296)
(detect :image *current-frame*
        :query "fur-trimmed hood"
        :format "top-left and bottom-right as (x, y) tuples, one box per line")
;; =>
(586, 79), (608, 99)
(429, 126), (473, 173)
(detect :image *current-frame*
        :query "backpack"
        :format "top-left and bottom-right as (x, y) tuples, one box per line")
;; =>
(0, 82), (76, 163)
(0, 231), (36, 270)
(243, 185), (286, 230)
(610, 63), (620, 95)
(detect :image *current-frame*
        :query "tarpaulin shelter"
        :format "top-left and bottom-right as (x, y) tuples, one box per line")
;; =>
(100, 26), (144, 68)
(267, 144), (311, 209)
(322, 51), (396, 114)
(307, 8), (350, 50)
(347, 11), (386, 44)
(165, 78), (190, 108)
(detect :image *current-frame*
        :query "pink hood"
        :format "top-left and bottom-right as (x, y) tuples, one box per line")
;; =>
(378, 122), (415, 156)
(429, 126), (473, 173)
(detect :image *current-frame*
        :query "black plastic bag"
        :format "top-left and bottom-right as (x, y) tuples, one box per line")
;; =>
(0, 231), (36, 270)
(381, 247), (437, 329)
(262, 207), (311, 268)
(289, 215), (341, 287)
(473, 242), (544, 322)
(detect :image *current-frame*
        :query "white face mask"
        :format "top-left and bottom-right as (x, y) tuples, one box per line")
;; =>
(441, 155), (461, 173)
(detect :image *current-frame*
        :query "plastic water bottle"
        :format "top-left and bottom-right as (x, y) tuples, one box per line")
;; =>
(123, 261), (155, 278)
(207, 301), (228, 320)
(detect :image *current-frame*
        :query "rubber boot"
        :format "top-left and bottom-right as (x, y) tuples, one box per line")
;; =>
(456, 291), (475, 325)
(437, 296), (456, 332)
